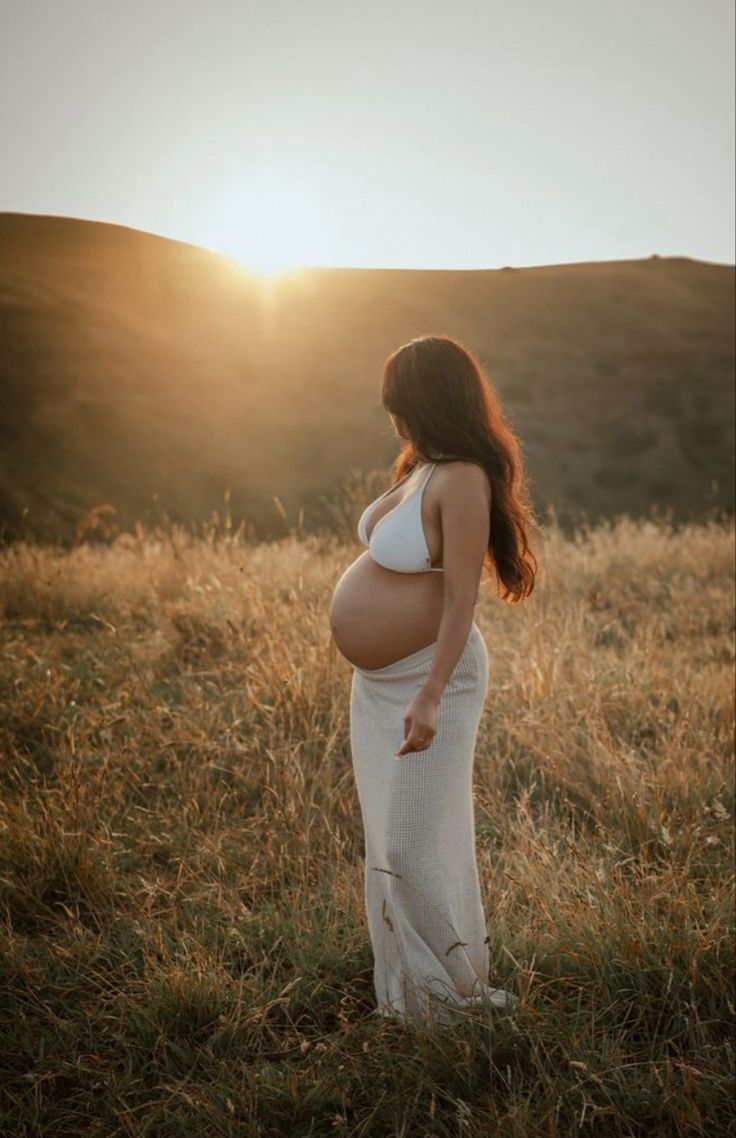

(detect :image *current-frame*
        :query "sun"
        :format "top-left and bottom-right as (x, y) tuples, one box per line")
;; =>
(232, 253), (304, 279)
(201, 159), (330, 279)
(204, 222), (308, 280)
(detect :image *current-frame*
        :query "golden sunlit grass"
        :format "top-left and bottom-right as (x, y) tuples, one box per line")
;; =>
(0, 504), (733, 1136)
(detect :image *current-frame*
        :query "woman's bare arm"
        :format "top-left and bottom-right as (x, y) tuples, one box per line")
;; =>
(422, 461), (491, 702)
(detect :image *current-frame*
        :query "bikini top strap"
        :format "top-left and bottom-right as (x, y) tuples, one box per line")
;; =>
(421, 461), (438, 486)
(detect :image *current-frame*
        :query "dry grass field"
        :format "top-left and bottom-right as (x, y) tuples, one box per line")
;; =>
(0, 503), (733, 1137)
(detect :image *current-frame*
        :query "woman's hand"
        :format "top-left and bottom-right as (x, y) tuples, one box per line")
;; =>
(396, 690), (440, 758)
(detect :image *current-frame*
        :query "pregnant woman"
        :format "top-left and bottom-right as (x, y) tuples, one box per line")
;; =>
(329, 334), (538, 1027)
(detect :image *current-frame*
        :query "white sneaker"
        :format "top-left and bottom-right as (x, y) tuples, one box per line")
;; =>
(486, 986), (518, 1013)
(372, 985), (519, 1024)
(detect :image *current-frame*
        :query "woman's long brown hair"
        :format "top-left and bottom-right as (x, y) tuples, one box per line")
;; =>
(381, 334), (538, 603)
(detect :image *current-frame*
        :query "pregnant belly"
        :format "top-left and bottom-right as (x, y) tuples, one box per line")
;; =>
(329, 551), (450, 670)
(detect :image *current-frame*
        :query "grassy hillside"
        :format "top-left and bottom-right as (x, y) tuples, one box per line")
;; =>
(0, 212), (734, 545)
(0, 508), (733, 1135)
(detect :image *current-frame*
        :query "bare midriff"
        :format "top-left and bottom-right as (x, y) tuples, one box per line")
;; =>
(329, 553), (449, 670)
(328, 464), (481, 671)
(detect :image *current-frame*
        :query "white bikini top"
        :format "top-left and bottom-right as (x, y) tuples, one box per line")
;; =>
(356, 461), (443, 574)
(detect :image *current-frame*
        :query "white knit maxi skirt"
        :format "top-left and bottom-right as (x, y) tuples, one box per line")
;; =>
(350, 620), (512, 1026)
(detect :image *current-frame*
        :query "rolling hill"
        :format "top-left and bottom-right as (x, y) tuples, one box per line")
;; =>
(0, 211), (733, 544)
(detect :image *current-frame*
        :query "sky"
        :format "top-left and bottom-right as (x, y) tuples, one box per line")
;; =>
(1, 0), (734, 274)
